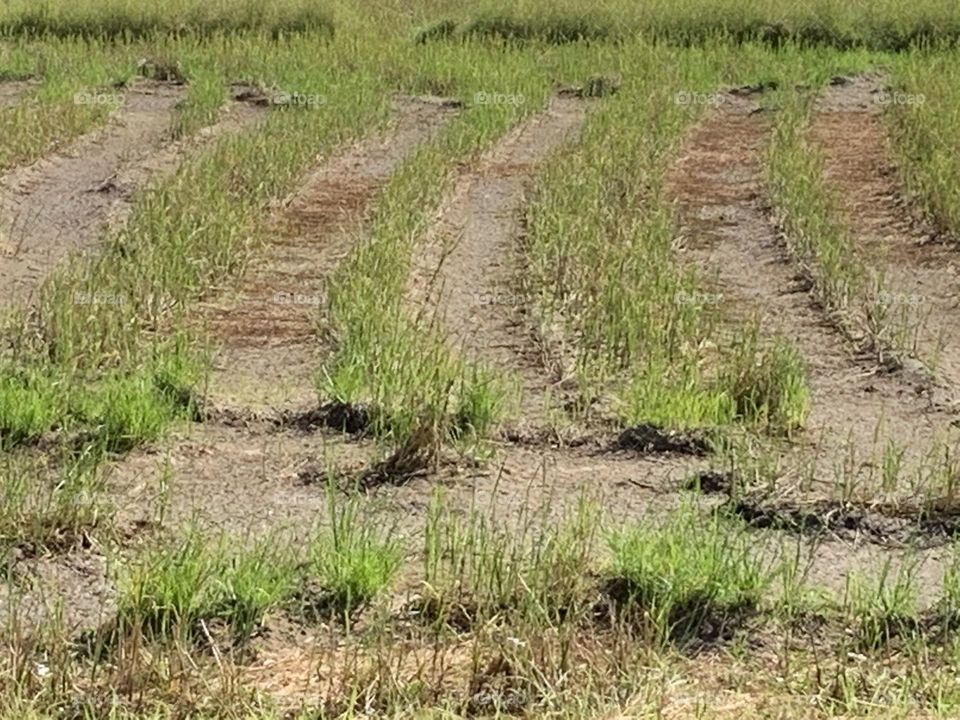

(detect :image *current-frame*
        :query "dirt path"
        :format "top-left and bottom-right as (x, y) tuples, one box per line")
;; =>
(810, 73), (960, 408)
(202, 96), (459, 414)
(0, 81), (266, 306)
(410, 96), (589, 437)
(667, 87), (957, 488)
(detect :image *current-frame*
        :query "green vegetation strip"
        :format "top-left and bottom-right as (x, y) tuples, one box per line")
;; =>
(0, 0), (333, 40)
(525, 45), (809, 435)
(888, 50), (960, 241)
(416, 0), (960, 51)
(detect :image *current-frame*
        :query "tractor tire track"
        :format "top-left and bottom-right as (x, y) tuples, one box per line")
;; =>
(201, 96), (459, 413)
(0, 81), (266, 307)
(810, 73), (960, 409)
(667, 88), (957, 484)
(410, 95), (589, 437)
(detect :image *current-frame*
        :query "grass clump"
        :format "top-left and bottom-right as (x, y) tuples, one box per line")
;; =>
(720, 324), (810, 435)
(422, 491), (601, 630)
(460, 12), (613, 44)
(606, 503), (773, 644)
(302, 489), (403, 620)
(117, 531), (297, 642)
(845, 558), (922, 650)
(0, 368), (64, 449)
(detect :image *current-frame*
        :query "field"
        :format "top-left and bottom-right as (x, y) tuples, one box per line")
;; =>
(4, 0), (960, 717)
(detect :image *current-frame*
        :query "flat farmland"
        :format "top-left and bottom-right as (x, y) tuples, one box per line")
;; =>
(3, 1), (960, 717)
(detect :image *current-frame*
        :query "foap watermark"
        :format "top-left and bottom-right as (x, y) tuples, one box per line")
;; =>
(877, 290), (927, 307)
(475, 291), (532, 307)
(273, 291), (322, 307)
(674, 290), (724, 306)
(474, 90), (525, 107)
(73, 291), (125, 306)
(272, 91), (327, 108)
(674, 90), (726, 107)
(875, 91), (925, 107)
(73, 90), (124, 107)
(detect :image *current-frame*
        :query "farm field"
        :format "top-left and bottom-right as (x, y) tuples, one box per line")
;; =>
(4, 0), (960, 717)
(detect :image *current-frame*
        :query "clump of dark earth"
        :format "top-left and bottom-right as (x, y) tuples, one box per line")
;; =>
(611, 424), (711, 456)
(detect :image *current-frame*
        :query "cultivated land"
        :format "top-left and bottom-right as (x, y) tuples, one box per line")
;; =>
(4, 1), (960, 718)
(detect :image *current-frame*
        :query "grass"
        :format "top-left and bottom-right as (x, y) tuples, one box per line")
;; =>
(303, 487), (403, 620)
(116, 530), (297, 642)
(888, 49), (960, 240)
(0, 451), (107, 558)
(0, 0), (334, 40)
(422, 490), (601, 630)
(3, 3), (960, 717)
(412, 0), (960, 50)
(607, 503), (773, 645)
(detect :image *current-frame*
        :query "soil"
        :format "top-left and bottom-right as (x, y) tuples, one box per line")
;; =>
(409, 95), (590, 436)
(810, 73), (960, 408)
(14, 75), (960, 650)
(201, 96), (458, 414)
(0, 81), (267, 307)
(666, 85), (958, 490)
(0, 548), (115, 636)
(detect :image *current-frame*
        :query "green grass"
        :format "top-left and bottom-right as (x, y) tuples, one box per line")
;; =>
(888, 50), (960, 241)
(607, 503), (774, 644)
(422, 491), (601, 629)
(116, 530), (297, 641)
(303, 488), (403, 620)
(0, 0), (334, 40)
(412, 0), (960, 50)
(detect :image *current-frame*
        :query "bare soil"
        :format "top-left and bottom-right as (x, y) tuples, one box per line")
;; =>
(0, 81), (266, 307)
(667, 86), (957, 490)
(810, 73), (960, 408)
(409, 96), (590, 437)
(202, 96), (459, 414)
(0, 79), (37, 108)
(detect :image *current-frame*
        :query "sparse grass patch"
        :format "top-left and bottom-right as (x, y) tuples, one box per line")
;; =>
(301, 488), (402, 621)
(766, 83), (866, 320)
(720, 324), (811, 435)
(888, 50), (960, 240)
(0, 451), (107, 558)
(116, 530), (297, 642)
(421, 491), (601, 630)
(845, 557), (922, 650)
